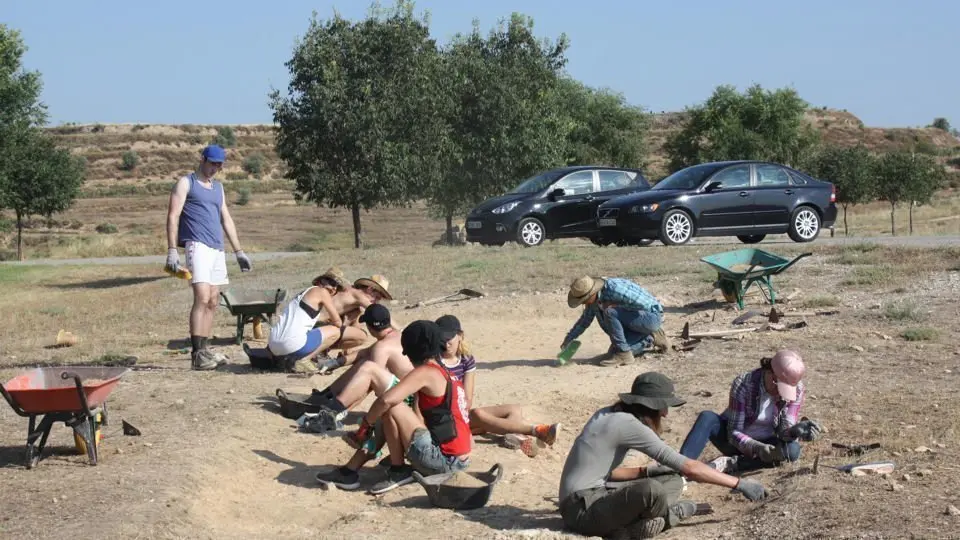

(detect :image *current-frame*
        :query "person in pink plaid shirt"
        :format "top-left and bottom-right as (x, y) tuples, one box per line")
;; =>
(677, 349), (824, 473)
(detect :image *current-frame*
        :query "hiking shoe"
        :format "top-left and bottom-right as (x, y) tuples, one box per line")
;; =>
(602, 350), (635, 367)
(291, 357), (318, 374)
(191, 349), (219, 371)
(612, 517), (665, 540)
(708, 455), (739, 473)
(368, 465), (415, 495)
(503, 434), (539, 458)
(208, 349), (229, 366)
(651, 327), (671, 352)
(533, 423), (561, 446)
(317, 354), (345, 376)
(671, 500), (713, 520)
(316, 466), (361, 491)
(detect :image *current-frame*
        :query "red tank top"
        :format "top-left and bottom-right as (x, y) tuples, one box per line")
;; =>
(417, 362), (472, 457)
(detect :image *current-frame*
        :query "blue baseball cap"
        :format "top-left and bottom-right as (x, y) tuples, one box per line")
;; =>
(201, 145), (226, 163)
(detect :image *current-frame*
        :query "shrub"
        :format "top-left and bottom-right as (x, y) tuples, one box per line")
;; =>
(236, 188), (251, 206)
(95, 223), (119, 234)
(225, 171), (248, 181)
(242, 153), (266, 176)
(120, 150), (139, 171)
(211, 126), (236, 148)
(931, 118), (951, 131)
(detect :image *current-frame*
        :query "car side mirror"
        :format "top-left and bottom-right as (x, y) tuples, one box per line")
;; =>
(548, 188), (565, 200)
(704, 181), (722, 192)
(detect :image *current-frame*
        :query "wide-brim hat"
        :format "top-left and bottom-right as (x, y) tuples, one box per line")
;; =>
(618, 372), (686, 410)
(567, 276), (605, 308)
(354, 274), (392, 301)
(313, 267), (346, 291)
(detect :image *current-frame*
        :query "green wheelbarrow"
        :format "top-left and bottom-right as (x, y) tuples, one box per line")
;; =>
(700, 249), (811, 309)
(219, 289), (287, 344)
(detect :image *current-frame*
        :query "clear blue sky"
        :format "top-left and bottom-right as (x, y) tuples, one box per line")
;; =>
(6, 0), (957, 128)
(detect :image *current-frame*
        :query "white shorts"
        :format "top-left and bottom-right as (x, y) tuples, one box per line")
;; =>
(185, 241), (228, 286)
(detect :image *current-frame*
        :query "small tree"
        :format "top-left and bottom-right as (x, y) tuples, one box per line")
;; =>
(874, 151), (942, 236)
(212, 126), (236, 148)
(905, 153), (945, 235)
(242, 153), (265, 177)
(803, 145), (876, 235)
(931, 118), (951, 132)
(120, 150), (139, 170)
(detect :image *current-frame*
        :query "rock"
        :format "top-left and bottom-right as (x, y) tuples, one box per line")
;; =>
(892, 451), (902, 457)
(227, 389), (235, 394)
(915, 446), (934, 453)
(901, 474), (912, 482)
(947, 505), (960, 516)
(143, 442), (153, 448)
(115, 448), (124, 455)
(174, 399), (185, 407)
(887, 481), (904, 492)
(853, 414), (863, 422)
(919, 469), (933, 477)
(852, 345), (865, 352)
(935, 443), (946, 449)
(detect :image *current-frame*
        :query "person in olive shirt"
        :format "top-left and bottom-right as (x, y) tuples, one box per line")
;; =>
(558, 372), (769, 539)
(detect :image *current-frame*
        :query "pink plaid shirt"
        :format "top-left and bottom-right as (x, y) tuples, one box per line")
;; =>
(725, 368), (805, 457)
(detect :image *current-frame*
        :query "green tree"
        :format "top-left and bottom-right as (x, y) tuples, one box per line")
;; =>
(428, 14), (570, 244)
(0, 25), (86, 260)
(269, 1), (448, 248)
(803, 144), (876, 236)
(556, 77), (650, 168)
(664, 84), (820, 172)
(930, 117), (951, 131)
(874, 151), (943, 236)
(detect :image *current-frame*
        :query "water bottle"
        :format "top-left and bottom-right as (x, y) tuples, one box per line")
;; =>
(556, 340), (581, 366)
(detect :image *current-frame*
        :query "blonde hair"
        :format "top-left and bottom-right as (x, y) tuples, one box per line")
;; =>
(457, 333), (471, 357)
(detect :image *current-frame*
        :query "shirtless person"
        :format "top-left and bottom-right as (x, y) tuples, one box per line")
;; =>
(315, 274), (394, 375)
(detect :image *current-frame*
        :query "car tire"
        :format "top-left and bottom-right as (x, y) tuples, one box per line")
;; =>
(737, 235), (766, 244)
(659, 209), (694, 246)
(516, 217), (546, 247)
(788, 206), (821, 243)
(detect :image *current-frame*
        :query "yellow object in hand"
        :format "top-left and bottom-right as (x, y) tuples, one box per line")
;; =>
(165, 266), (192, 280)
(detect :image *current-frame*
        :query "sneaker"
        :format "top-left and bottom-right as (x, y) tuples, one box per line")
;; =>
(503, 434), (539, 458)
(291, 357), (318, 374)
(612, 517), (665, 540)
(533, 423), (561, 446)
(651, 327), (671, 352)
(191, 349), (219, 371)
(317, 354), (345, 376)
(209, 350), (229, 366)
(316, 466), (361, 490)
(368, 465), (415, 495)
(708, 455), (739, 474)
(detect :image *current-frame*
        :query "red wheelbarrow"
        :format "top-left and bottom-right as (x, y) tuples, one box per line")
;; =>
(0, 367), (130, 469)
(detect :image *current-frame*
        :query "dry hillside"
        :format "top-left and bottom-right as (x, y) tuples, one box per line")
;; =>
(47, 108), (960, 192)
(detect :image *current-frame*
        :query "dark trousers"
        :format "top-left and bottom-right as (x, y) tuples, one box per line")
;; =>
(559, 473), (684, 537)
(678, 410), (801, 471)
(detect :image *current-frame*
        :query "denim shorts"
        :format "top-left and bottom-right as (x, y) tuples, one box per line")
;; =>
(406, 428), (469, 476)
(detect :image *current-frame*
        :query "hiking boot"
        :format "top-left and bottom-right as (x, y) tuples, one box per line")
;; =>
(191, 349), (219, 371)
(651, 327), (671, 352)
(316, 466), (361, 491)
(533, 423), (561, 446)
(601, 350), (636, 367)
(503, 434), (539, 458)
(612, 517), (665, 540)
(317, 354), (345, 376)
(708, 455), (739, 474)
(368, 465), (415, 495)
(208, 349), (229, 366)
(291, 357), (318, 374)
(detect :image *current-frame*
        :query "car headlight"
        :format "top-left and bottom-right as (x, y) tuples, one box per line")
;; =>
(492, 201), (520, 214)
(628, 203), (659, 214)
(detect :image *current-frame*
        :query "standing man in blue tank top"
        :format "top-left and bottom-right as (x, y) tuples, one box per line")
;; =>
(164, 145), (253, 370)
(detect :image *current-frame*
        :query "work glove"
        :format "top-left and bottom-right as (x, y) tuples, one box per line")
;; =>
(756, 442), (786, 464)
(733, 479), (769, 501)
(235, 250), (252, 272)
(788, 419), (824, 442)
(165, 248), (180, 274)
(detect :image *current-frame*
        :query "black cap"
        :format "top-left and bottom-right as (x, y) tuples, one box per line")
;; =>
(435, 314), (462, 341)
(618, 372), (686, 410)
(401, 320), (445, 364)
(359, 304), (391, 331)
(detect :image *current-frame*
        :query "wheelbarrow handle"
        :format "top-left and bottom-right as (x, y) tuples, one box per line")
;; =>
(0, 383), (28, 417)
(772, 252), (813, 275)
(61, 372), (93, 417)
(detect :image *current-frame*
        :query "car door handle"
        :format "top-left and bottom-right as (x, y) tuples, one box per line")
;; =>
(784, 189), (794, 195)
(584, 195), (594, 201)
(738, 191), (749, 197)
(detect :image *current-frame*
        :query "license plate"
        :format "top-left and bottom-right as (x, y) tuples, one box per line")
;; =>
(466, 221), (482, 229)
(598, 218), (617, 227)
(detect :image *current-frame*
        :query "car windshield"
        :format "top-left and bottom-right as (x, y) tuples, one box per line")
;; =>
(508, 170), (566, 194)
(652, 163), (726, 191)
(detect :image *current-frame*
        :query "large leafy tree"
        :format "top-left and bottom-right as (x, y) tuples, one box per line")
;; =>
(874, 151), (944, 236)
(664, 84), (820, 172)
(427, 14), (570, 243)
(269, 1), (448, 248)
(0, 25), (86, 260)
(804, 144), (876, 236)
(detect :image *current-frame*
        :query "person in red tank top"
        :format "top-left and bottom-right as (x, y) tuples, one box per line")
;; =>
(345, 320), (472, 495)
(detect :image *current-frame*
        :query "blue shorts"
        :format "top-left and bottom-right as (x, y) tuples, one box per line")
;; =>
(283, 329), (324, 361)
(406, 428), (470, 476)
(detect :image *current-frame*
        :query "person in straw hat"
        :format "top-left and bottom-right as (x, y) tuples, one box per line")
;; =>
(678, 349), (823, 474)
(562, 276), (671, 367)
(558, 372), (768, 538)
(242, 267), (347, 372)
(316, 274), (396, 375)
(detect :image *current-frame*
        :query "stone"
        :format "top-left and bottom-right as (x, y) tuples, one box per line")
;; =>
(853, 414), (864, 422)
(947, 505), (960, 516)
(919, 469), (933, 477)
(901, 474), (912, 482)
(852, 345), (865, 352)
(887, 482), (904, 492)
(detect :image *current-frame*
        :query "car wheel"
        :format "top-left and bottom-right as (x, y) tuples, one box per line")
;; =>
(788, 206), (821, 243)
(516, 217), (546, 247)
(659, 210), (694, 245)
(737, 235), (766, 244)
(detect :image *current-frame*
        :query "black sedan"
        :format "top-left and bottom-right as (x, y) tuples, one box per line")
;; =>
(596, 160), (837, 245)
(465, 166), (651, 247)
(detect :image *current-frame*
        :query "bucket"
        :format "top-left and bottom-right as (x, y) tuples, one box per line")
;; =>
(74, 411), (103, 455)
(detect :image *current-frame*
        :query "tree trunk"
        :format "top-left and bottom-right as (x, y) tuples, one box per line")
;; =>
(909, 202), (914, 236)
(16, 210), (24, 261)
(351, 203), (362, 249)
(841, 204), (849, 236)
(445, 214), (454, 245)
(889, 202), (896, 236)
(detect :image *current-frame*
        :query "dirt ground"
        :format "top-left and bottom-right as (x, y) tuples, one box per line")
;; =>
(2, 241), (960, 539)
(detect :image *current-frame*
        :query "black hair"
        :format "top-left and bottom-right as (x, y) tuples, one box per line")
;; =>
(313, 276), (340, 289)
(760, 356), (773, 370)
(613, 400), (663, 434)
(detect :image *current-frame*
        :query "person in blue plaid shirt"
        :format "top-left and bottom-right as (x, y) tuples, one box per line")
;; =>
(562, 276), (671, 366)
